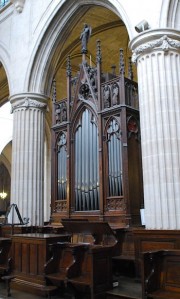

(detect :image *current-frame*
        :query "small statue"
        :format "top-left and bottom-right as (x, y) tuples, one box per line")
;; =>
(103, 85), (110, 108)
(112, 83), (119, 105)
(80, 23), (92, 54)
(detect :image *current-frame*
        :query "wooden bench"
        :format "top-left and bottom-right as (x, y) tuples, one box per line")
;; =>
(142, 250), (180, 299)
(68, 245), (113, 299)
(45, 242), (88, 288)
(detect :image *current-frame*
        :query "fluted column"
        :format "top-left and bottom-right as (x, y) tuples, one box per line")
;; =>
(130, 29), (180, 229)
(10, 93), (48, 226)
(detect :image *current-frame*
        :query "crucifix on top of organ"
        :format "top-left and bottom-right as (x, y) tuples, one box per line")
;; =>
(51, 24), (143, 228)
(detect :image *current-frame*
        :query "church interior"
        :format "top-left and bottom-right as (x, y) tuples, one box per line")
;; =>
(0, 0), (180, 298)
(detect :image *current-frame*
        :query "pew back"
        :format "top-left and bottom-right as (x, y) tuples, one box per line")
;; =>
(142, 250), (180, 299)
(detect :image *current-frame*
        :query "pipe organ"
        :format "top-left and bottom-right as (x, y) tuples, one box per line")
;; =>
(51, 40), (143, 227)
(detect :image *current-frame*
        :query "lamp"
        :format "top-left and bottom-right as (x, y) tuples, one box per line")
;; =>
(0, 191), (7, 199)
(135, 20), (150, 33)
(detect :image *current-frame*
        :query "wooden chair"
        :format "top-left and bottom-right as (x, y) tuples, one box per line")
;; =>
(142, 250), (180, 299)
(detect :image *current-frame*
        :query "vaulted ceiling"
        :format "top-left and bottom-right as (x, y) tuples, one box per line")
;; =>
(0, 5), (137, 104)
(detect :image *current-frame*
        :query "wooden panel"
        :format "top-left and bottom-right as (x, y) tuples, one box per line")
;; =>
(22, 243), (30, 274)
(29, 244), (37, 275)
(11, 233), (71, 294)
(141, 241), (174, 252)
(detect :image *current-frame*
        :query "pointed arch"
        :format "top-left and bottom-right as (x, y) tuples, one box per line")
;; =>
(26, 0), (134, 96)
(159, 0), (180, 28)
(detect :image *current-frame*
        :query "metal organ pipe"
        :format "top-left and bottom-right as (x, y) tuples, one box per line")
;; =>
(107, 119), (123, 197)
(57, 133), (67, 200)
(75, 109), (99, 211)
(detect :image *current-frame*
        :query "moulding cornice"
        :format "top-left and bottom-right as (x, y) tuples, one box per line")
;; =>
(130, 29), (180, 63)
(11, 0), (25, 13)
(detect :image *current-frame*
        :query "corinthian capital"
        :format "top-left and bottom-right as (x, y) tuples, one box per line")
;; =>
(132, 35), (180, 63)
(10, 93), (49, 113)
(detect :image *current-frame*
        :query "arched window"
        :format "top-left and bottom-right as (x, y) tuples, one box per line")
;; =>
(74, 108), (99, 211)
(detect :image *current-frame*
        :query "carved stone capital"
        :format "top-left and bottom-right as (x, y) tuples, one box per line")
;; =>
(130, 29), (180, 63)
(11, 0), (25, 13)
(132, 35), (180, 63)
(10, 93), (48, 113)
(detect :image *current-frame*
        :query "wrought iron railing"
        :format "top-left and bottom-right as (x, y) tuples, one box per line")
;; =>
(0, 0), (10, 9)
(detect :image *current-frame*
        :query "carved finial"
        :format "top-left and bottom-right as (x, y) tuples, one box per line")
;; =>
(52, 78), (56, 103)
(128, 57), (133, 80)
(66, 55), (72, 77)
(96, 39), (102, 64)
(119, 48), (125, 75)
(80, 23), (92, 54)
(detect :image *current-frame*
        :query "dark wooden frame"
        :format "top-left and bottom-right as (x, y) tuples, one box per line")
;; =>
(51, 43), (143, 228)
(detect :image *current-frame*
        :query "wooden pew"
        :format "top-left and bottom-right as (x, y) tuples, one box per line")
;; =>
(142, 250), (180, 299)
(68, 244), (113, 299)
(45, 242), (88, 287)
(0, 237), (12, 276)
(45, 221), (116, 298)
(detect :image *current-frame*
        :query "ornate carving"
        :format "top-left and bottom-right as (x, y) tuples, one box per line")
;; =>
(79, 83), (90, 100)
(96, 39), (102, 63)
(119, 48), (125, 75)
(55, 100), (67, 124)
(127, 115), (139, 139)
(55, 200), (67, 212)
(11, 97), (47, 112)
(66, 55), (71, 77)
(132, 35), (180, 63)
(106, 197), (126, 211)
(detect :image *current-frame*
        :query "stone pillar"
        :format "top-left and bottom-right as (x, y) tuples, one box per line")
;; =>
(130, 29), (180, 229)
(10, 93), (48, 226)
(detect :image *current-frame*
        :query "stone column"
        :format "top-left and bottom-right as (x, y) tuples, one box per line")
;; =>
(130, 29), (180, 229)
(10, 93), (48, 226)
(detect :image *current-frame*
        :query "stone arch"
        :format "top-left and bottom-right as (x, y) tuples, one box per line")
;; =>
(159, 0), (180, 28)
(0, 42), (11, 99)
(26, 0), (134, 96)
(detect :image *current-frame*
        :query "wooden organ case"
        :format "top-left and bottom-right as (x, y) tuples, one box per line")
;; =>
(51, 40), (143, 228)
